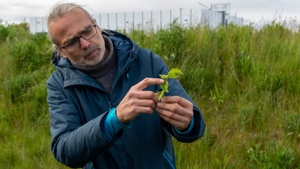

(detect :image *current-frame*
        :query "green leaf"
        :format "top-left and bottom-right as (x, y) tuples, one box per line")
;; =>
(158, 91), (164, 100)
(167, 68), (183, 78)
(157, 68), (183, 100)
(160, 80), (169, 93)
(159, 74), (169, 79)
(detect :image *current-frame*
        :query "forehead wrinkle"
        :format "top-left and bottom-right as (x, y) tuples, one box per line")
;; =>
(49, 8), (94, 46)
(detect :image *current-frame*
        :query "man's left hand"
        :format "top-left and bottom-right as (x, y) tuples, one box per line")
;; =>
(156, 96), (193, 131)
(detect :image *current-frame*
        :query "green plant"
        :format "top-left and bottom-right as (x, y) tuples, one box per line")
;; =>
(1, 20), (300, 169)
(158, 68), (183, 100)
(284, 113), (300, 140)
(155, 19), (188, 67)
(0, 24), (9, 42)
(247, 143), (296, 168)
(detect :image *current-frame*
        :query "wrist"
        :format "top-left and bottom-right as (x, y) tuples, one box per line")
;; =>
(116, 106), (130, 123)
(175, 117), (194, 135)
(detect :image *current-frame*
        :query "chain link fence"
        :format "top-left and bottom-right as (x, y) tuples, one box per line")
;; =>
(29, 6), (244, 33)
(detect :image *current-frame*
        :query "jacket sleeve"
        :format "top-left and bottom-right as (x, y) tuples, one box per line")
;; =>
(46, 71), (121, 168)
(149, 51), (206, 142)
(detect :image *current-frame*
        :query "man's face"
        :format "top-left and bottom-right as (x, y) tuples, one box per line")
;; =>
(49, 9), (106, 66)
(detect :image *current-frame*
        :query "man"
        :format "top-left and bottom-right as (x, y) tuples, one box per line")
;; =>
(46, 2), (205, 169)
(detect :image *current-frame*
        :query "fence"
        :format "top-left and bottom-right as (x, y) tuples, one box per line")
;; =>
(29, 6), (244, 33)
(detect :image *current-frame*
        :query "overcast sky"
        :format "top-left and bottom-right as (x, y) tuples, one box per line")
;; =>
(1, 0), (300, 24)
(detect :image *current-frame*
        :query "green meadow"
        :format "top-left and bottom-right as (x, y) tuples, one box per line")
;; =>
(0, 20), (299, 168)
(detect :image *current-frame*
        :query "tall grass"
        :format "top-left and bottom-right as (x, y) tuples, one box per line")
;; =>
(0, 20), (299, 168)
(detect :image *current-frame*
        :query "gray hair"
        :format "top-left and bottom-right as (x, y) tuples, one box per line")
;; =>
(47, 3), (94, 50)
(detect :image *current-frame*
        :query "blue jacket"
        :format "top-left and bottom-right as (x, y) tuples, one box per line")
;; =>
(46, 30), (205, 169)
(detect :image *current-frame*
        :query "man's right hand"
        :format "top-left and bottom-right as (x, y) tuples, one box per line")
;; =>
(116, 78), (165, 123)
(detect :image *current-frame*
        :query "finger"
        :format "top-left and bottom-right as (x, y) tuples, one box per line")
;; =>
(156, 101), (193, 124)
(127, 90), (159, 103)
(133, 78), (165, 91)
(157, 109), (188, 129)
(161, 96), (193, 109)
(133, 106), (156, 114)
(133, 99), (157, 110)
(156, 106), (185, 121)
(156, 101), (186, 116)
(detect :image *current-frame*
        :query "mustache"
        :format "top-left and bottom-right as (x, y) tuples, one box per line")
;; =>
(83, 45), (100, 58)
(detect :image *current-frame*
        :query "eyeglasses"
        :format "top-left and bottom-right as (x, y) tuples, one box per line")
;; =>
(59, 24), (98, 52)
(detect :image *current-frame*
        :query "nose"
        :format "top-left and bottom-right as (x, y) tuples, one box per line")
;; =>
(79, 37), (90, 49)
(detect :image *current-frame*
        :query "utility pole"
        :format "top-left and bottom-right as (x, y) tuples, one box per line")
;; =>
(198, 2), (211, 10)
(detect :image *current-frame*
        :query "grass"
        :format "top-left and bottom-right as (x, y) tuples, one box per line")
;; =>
(0, 20), (299, 168)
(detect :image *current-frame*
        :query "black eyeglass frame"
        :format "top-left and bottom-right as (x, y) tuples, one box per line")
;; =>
(58, 24), (98, 52)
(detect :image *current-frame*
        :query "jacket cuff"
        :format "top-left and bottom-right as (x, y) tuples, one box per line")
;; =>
(104, 108), (130, 140)
(174, 117), (194, 135)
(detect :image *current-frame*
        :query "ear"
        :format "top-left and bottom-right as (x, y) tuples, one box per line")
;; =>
(60, 52), (68, 59)
(58, 49), (68, 59)
(93, 19), (101, 31)
(53, 44), (68, 58)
